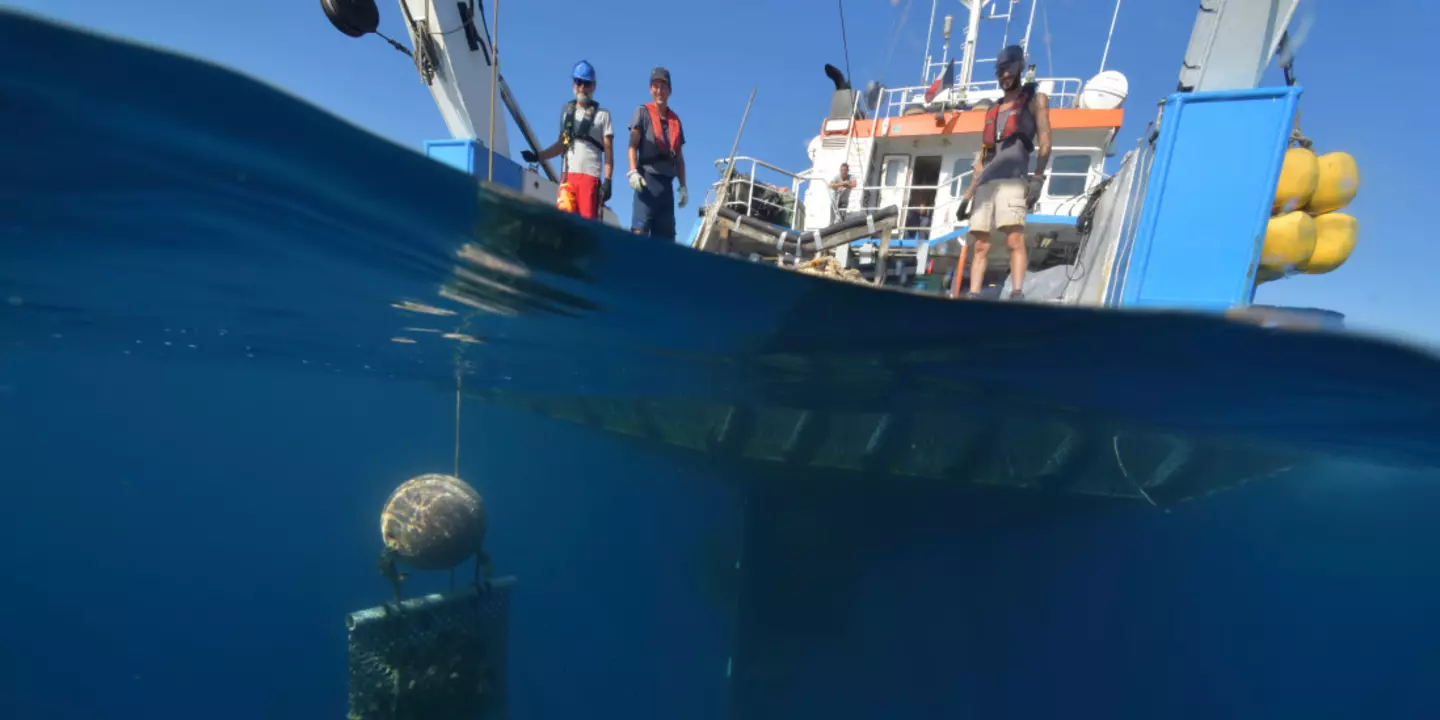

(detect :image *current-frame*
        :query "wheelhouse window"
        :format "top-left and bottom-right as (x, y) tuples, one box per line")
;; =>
(1047, 154), (1092, 198)
(949, 156), (972, 196)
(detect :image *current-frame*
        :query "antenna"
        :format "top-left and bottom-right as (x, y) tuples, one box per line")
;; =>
(1099, 0), (1123, 74)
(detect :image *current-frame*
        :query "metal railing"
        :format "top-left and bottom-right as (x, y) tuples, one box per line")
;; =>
(876, 76), (1083, 120)
(700, 145), (1108, 249)
(703, 156), (817, 229)
(832, 145), (1108, 243)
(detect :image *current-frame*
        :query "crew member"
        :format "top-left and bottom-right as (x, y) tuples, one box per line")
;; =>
(522, 60), (614, 221)
(830, 163), (857, 221)
(960, 44), (1050, 300)
(627, 67), (688, 239)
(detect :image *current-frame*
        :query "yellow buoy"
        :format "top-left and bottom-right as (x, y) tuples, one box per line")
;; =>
(1307, 151), (1360, 214)
(1260, 211), (1316, 273)
(1272, 146), (1318, 214)
(1299, 212), (1358, 274)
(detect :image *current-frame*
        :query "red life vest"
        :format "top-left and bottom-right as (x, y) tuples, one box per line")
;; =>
(643, 102), (682, 158)
(981, 83), (1038, 154)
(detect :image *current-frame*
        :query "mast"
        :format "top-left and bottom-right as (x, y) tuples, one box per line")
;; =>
(1020, 0), (1038, 53)
(955, 0), (983, 94)
(1176, 0), (1303, 91)
(922, 0), (938, 83)
(397, 0), (511, 154)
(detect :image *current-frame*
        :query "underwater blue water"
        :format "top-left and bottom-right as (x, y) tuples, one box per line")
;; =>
(4, 10), (1440, 720)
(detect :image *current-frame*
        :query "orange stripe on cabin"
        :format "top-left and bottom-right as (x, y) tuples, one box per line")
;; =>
(823, 108), (1125, 138)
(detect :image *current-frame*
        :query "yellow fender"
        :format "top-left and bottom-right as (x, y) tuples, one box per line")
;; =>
(1300, 212), (1358, 274)
(1273, 147), (1318, 214)
(1307, 152), (1360, 214)
(1260, 210), (1316, 273)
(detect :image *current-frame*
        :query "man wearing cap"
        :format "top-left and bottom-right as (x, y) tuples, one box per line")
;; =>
(960, 44), (1050, 300)
(627, 67), (688, 239)
(522, 60), (614, 221)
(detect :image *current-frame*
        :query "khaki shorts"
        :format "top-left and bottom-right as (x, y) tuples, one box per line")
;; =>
(968, 178), (1028, 234)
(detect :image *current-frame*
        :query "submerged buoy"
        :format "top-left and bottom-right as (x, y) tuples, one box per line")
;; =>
(1299, 212), (1358, 274)
(1307, 151), (1360, 215)
(1272, 146), (1318, 214)
(321, 0), (381, 39)
(1260, 211), (1317, 272)
(380, 473), (487, 571)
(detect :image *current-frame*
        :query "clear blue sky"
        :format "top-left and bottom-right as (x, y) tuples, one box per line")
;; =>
(11, 0), (1434, 345)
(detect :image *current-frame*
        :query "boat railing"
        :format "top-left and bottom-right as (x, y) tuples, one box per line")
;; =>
(874, 76), (1083, 120)
(836, 179), (966, 243)
(705, 155), (818, 229)
(830, 144), (1108, 244)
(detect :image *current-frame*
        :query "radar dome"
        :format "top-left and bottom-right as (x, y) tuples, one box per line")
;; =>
(1079, 70), (1129, 110)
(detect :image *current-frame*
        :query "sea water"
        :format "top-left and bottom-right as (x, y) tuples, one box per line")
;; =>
(3, 10), (1440, 720)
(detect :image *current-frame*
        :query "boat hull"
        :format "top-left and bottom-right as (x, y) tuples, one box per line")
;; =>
(470, 388), (1298, 507)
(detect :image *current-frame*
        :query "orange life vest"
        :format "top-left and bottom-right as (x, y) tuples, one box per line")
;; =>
(981, 83), (1038, 156)
(643, 102), (682, 158)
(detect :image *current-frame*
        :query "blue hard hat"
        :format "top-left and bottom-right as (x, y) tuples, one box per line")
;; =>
(572, 60), (596, 83)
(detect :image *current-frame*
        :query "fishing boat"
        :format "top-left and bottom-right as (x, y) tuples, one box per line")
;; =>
(689, 0), (1358, 314)
(0, 2), (1422, 719)
(307, 1), (1400, 716)
(317, 0), (1361, 511)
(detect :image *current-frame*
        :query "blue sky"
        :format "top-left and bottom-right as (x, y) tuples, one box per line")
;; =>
(10, 0), (1434, 345)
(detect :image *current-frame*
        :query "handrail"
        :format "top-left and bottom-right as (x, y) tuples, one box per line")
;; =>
(701, 145), (1109, 246)
(875, 76), (1085, 119)
(715, 155), (809, 181)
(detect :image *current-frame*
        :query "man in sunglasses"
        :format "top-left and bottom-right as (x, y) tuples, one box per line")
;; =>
(960, 44), (1051, 300)
(522, 60), (615, 221)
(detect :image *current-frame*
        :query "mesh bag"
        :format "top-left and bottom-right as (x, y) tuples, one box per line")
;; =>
(346, 576), (515, 720)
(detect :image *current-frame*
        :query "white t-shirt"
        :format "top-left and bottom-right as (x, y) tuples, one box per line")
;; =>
(564, 104), (613, 178)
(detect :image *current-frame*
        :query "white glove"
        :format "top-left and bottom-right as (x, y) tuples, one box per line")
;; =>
(627, 170), (645, 192)
(678, 185), (688, 208)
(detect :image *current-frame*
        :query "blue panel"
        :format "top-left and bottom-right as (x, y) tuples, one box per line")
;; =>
(423, 138), (525, 192)
(1117, 86), (1301, 310)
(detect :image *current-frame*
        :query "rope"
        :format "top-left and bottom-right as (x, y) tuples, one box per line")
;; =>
(1040, 0), (1055, 79)
(454, 371), (463, 477)
(876, 0), (913, 87)
(487, 0), (500, 182)
(787, 255), (867, 284)
(449, 308), (481, 479)
(1275, 30), (1312, 150)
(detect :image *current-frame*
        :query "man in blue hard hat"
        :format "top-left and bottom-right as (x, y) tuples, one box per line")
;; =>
(959, 44), (1050, 300)
(522, 60), (614, 221)
(627, 67), (688, 239)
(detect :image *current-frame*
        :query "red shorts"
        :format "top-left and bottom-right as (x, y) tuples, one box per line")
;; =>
(563, 172), (602, 220)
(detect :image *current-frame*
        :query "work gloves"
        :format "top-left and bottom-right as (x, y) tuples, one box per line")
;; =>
(601, 178), (612, 202)
(624, 171), (687, 209)
(956, 196), (972, 221)
(1025, 174), (1044, 210)
(521, 150), (538, 164)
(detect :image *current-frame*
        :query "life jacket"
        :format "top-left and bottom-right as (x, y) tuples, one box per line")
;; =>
(981, 82), (1038, 160)
(560, 100), (605, 152)
(639, 102), (682, 164)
